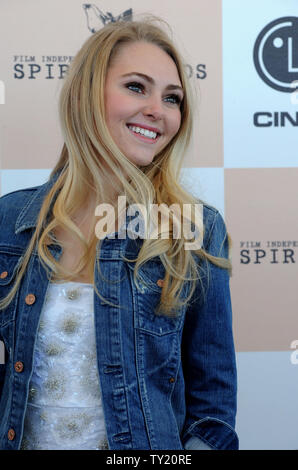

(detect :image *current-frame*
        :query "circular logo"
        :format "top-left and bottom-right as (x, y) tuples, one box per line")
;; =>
(253, 17), (298, 93)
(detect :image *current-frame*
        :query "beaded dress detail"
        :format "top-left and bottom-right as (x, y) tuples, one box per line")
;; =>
(20, 282), (109, 450)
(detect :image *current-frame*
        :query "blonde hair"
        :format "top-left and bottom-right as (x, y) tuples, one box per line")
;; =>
(0, 17), (231, 315)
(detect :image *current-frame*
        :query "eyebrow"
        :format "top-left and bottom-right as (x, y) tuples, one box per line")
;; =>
(121, 72), (184, 94)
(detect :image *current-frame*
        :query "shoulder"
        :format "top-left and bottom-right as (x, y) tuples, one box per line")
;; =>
(0, 183), (48, 246)
(201, 203), (229, 258)
(202, 203), (227, 240)
(0, 185), (40, 204)
(0, 185), (41, 222)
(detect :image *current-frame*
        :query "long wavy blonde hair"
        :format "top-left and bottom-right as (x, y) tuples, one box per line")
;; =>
(0, 18), (231, 315)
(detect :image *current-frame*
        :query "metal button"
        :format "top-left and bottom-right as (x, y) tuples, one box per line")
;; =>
(0, 271), (8, 279)
(169, 377), (175, 383)
(156, 279), (164, 287)
(25, 294), (36, 305)
(14, 361), (24, 373)
(7, 428), (15, 440)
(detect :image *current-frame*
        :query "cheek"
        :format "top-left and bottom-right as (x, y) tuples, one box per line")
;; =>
(105, 92), (134, 126)
(168, 112), (181, 139)
(105, 95), (120, 126)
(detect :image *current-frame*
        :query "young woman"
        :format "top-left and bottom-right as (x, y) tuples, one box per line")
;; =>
(0, 19), (238, 450)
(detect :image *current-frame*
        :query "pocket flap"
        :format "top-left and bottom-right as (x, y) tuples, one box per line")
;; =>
(0, 251), (24, 286)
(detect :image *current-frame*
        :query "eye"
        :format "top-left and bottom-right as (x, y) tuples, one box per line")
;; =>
(126, 82), (145, 94)
(164, 94), (182, 106)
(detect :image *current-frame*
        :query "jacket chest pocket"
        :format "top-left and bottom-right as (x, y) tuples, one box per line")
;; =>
(127, 260), (184, 337)
(0, 251), (23, 326)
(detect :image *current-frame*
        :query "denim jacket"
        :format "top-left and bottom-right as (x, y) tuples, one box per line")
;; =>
(0, 176), (238, 450)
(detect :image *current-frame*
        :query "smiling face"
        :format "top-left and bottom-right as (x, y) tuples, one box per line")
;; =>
(104, 41), (183, 167)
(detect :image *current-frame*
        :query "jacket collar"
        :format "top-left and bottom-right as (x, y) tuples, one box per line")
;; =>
(15, 174), (59, 235)
(14, 173), (141, 240)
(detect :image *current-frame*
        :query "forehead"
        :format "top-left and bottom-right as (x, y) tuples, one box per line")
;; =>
(108, 41), (181, 84)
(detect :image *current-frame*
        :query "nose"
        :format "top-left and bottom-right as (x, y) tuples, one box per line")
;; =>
(142, 94), (164, 120)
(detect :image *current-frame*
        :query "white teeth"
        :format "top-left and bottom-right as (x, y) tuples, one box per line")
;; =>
(128, 125), (157, 139)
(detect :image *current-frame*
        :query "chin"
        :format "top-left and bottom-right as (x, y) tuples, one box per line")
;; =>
(127, 154), (155, 167)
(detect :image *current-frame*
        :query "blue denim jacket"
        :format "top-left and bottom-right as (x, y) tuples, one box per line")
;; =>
(0, 176), (238, 450)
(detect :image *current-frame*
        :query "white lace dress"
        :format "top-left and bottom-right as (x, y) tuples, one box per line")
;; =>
(20, 282), (109, 450)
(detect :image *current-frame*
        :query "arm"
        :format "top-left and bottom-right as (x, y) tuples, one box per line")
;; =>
(181, 210), (238, 450)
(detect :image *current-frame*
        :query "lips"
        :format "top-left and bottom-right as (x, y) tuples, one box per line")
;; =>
(126, 123), (161, 143)
(126, 122), (162, 134)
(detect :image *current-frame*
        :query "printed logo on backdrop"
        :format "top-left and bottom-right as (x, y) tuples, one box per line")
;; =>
(253, 17), (298, 128)
(83, 3), (132, 33)
(12, 4), (133, 80)
(11, 3), (206, 83)
(239, 240), (296, 264)
(253, 17), (298, 93)
(82, 3), (207, 80)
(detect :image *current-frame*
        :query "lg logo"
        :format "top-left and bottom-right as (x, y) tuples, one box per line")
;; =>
(253, 17), (298, 93)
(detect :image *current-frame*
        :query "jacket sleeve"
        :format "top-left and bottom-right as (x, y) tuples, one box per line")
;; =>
(181, 210), (239, 450)
(0, 205), (7, 400)
(0, 339), (5, 400)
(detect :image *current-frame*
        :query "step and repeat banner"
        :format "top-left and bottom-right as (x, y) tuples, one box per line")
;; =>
(0, 0), (297, 449)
